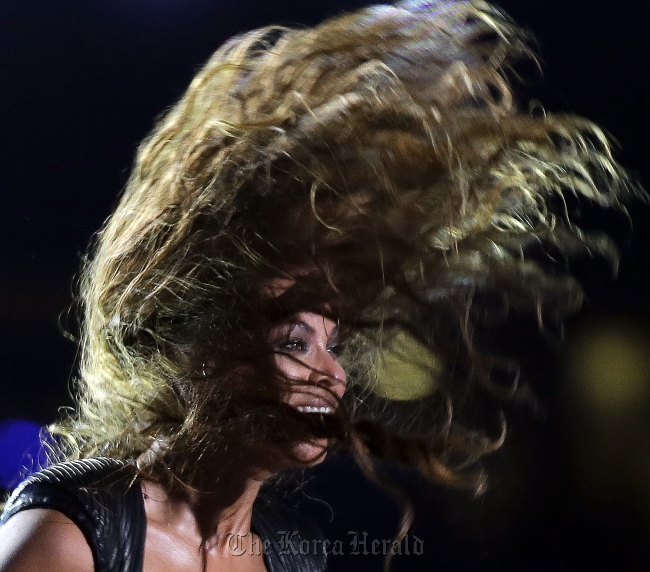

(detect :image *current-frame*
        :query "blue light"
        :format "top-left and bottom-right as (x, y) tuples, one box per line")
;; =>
(0, 419), (44, 490)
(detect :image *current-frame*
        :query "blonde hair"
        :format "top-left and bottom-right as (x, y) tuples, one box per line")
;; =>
(52, 0), (631, 498)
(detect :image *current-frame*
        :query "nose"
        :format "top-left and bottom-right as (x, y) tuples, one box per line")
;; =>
(309, 349), (347, 397)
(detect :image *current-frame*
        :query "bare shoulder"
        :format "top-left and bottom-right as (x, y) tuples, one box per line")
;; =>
(0, 509), (94, 572)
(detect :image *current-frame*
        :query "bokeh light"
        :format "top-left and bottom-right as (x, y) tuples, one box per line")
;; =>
(566, 318), (650, 412)
(564, 316), (650, 536)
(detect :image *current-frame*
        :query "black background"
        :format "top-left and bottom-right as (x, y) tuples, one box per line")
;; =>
(1, 1), (649, 570)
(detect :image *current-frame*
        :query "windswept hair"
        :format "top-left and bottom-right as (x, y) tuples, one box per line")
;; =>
(53, 0), (631, 500)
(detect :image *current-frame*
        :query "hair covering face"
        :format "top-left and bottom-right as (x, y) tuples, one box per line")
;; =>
(53, 0), (632, 497)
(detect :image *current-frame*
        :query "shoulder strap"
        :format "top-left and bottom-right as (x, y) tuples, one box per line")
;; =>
(252, 496), (327, 572)
(0, 458), (146, 572)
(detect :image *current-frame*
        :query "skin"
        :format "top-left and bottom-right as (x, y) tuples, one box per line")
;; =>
(0, 312), (346, 572)
(269, 312), (347, 463)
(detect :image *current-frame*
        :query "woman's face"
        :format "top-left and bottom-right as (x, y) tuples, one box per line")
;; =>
(269, 311), (347, 463)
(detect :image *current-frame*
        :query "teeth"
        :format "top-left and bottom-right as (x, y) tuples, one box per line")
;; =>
(296, 406), (332, 414)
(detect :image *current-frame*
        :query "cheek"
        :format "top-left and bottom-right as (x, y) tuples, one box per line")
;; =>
(273, 354), (321, 408)
(273, 354), (310, 383)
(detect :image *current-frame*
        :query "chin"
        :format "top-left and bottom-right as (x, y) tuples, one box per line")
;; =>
(292, 439), (329, 466)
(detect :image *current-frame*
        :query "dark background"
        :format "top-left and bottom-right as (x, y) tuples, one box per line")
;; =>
(1, 1), (649, 570)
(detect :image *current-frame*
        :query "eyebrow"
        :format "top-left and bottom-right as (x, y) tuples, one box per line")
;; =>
(291, 319), (339, 341)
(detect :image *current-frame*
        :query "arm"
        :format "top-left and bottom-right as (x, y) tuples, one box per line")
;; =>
(0, 509), (94, 572)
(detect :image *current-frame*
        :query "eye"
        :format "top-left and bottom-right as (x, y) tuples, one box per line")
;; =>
(327, 343), (344, 358)
(278, 338), (307, 353)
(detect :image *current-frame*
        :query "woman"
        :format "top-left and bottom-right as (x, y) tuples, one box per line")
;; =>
(0, 1), (632, 571)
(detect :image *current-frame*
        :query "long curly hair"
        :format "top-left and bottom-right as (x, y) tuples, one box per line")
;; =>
(52, 0), (631, 502)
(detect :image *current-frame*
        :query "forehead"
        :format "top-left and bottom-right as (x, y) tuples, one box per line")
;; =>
(281, 312), (339, 337)
(261, 274), (343, 331)
(262, 277), (295, 299)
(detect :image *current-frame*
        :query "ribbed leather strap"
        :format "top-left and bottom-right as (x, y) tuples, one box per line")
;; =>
(0, 458), (146, 572)
(252, 498), (327, 572)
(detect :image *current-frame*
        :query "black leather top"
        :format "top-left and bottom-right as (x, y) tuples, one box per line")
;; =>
(0, 458), (326, 572)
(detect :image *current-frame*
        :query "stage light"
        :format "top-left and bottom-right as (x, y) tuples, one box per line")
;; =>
(0, 419), (43, 490)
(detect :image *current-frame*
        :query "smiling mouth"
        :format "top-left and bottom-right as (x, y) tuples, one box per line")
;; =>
(296, 405), (333, 414)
